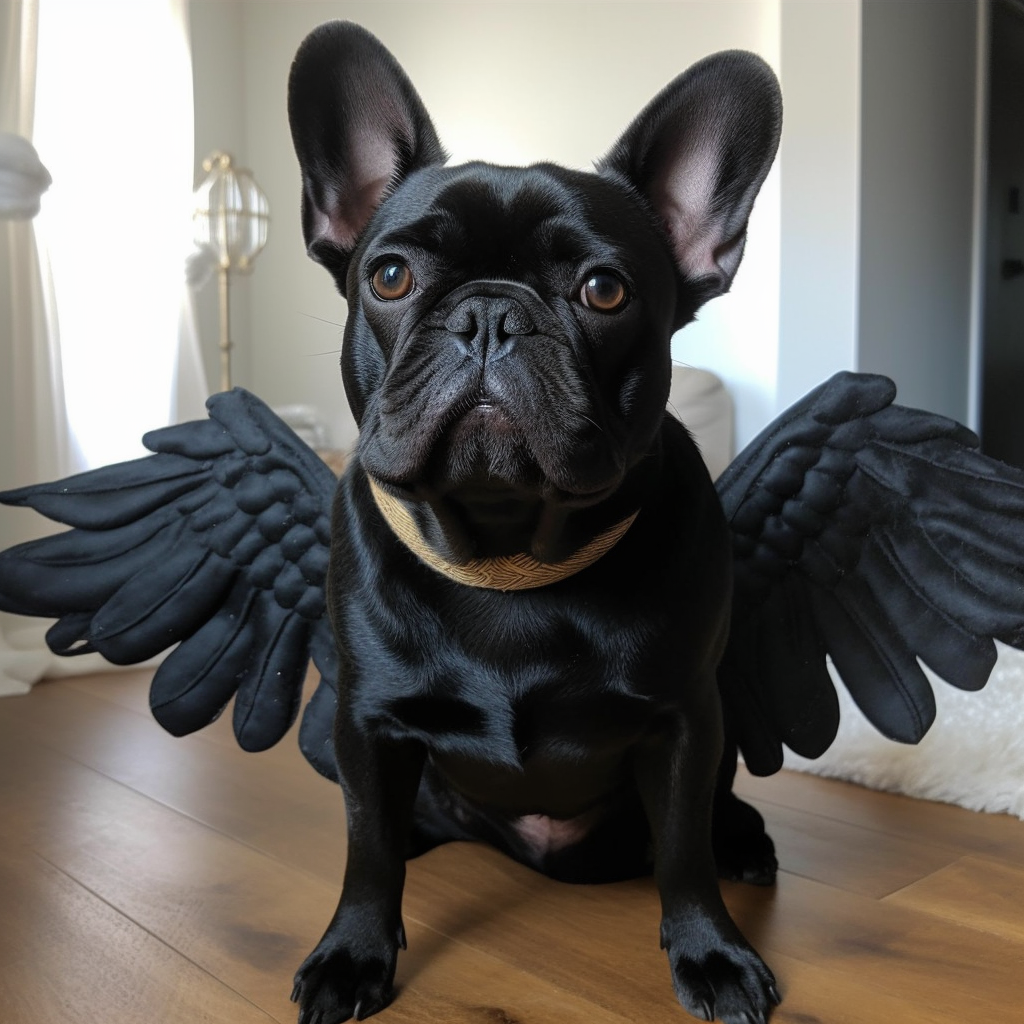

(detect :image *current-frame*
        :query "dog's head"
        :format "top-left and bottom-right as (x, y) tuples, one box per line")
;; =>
(288, 22), (780, 563)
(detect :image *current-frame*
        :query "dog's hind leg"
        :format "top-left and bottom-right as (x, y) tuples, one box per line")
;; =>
(405, 760), (481, 858)
(406, 762), (652, 882)
(711, 735), (778, 886)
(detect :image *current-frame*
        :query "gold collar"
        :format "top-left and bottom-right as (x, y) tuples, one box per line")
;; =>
(368, 477), (638, 591)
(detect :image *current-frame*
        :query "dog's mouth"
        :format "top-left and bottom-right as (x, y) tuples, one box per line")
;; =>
(448, 396), (515, 439)
(370, 392), (623, 506)
(360, 351), (625, 505)
(362, 389), (630, 563)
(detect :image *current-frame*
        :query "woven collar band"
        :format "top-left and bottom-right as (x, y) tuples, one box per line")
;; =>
(368, 477), (638, 591)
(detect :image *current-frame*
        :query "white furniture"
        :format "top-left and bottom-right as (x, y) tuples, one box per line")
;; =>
(667, 365), (734, 481)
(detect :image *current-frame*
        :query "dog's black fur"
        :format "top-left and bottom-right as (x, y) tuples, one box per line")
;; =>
(288, 22), (782, 1024)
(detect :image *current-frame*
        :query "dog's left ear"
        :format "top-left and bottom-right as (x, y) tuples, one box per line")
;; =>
(288, 21), (446, 293)
(600, 51), (781, 313)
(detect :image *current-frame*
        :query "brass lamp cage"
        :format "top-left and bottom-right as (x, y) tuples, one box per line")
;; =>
(193, 151), (270, 391)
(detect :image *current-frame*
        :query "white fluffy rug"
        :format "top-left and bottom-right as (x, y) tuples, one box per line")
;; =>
(784, 643), (1024, 819)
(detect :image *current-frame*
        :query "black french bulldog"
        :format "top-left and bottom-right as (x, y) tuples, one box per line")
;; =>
(287, 21), (782, 1024)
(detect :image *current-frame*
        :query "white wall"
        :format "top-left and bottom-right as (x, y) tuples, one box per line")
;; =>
(190, 0), (783, 453)
(189, 0), (252, 394)
(777, 0), (981, 427)
(857, 0), (979, 424)
(776, 0), (861, 413)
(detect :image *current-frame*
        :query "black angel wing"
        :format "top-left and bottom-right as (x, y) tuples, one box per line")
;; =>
(717, 371), (1024, 777)
(0, 388), (342, 780)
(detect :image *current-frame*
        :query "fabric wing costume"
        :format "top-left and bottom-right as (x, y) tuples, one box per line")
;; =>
(2, 371), (1023, 781)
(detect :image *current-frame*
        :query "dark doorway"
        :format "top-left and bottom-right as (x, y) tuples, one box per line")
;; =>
(981, 0), (1024, 467)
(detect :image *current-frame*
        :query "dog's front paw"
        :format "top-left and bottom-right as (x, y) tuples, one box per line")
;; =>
(292, 917), (405, 1024)
(661, 914), (780, 1024)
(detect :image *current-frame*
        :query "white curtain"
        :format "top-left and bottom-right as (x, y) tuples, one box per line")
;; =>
(0, 0), (207, 695)
(0, 0), (69, 695)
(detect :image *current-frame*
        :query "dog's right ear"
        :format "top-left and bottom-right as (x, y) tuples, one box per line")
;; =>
(287, 21), (446, 294)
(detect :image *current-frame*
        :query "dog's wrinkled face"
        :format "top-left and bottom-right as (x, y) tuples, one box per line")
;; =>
(288, 22), (781, 561)
(346, 162), (680, 506)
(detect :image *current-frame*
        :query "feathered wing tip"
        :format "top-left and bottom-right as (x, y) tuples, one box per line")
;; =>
(0, 389), (342, 764)
(718, 371), (1024, 776)
(298, 628), (341, 781)
(299, 673), (342, 782)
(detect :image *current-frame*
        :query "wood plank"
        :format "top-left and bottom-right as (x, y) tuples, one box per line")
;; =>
(4, 675), (1024, 1024)
(0, 719), (647, 1024)
(61, 668), (157, 714)
(884, 854), (1024, 944)
(0, 680), (351, 881)
(754, 951), (973, 1024)
(736, 763), (1024, 865)
(398, 841), (1024, 1024)
(746, 799), (958, 899)
(730, 871), (1024, 1018)
(0, 843), (277, 1024)
(63, 666), (322, 763)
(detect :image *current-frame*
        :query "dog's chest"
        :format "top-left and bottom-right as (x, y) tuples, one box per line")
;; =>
(349, 593), (668, 769)
(373, 641), (659, 818)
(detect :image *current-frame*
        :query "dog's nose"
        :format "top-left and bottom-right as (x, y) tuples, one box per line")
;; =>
(445, 296), (535, 361)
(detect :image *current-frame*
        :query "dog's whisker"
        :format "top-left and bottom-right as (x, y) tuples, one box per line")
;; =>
(298, 311), (346, 329)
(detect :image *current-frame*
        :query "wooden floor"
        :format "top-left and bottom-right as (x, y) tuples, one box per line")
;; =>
(1, 670), (1023, 1024)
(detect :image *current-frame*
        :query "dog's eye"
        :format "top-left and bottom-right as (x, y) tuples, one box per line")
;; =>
(580, 272), (627, 313)
(371, 262), (414, 300)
